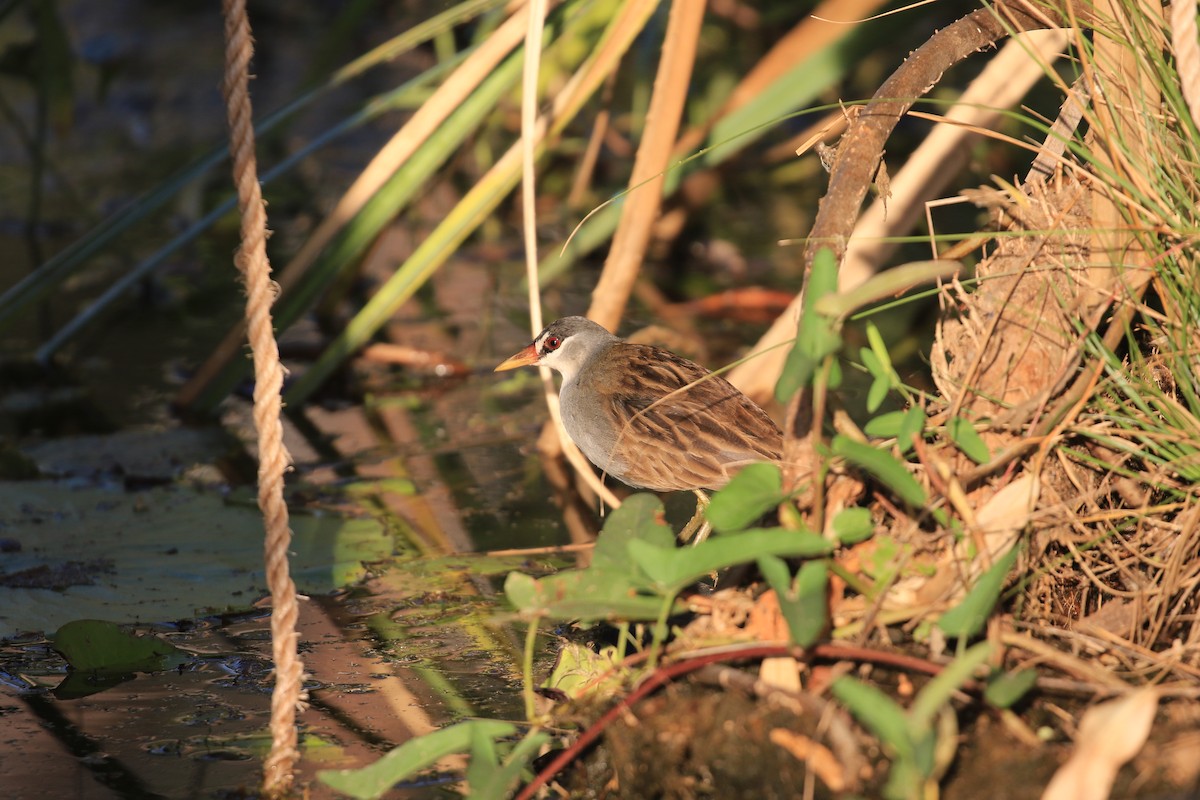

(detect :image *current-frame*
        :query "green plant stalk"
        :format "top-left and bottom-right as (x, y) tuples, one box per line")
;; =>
(190, 29), (537, 413)
(522, 619), (539, 722)
(809, 355), (835, 534)
(287, 0), (659, 405)
(0, 0), (505, 335)
(645, 593), (676, 671)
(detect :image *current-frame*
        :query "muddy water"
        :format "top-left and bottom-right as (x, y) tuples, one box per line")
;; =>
(0, 356), (573, 799)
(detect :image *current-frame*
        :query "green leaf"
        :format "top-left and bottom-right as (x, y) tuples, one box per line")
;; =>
(592, 493), (675, 572)
(832, 507), (874, 544)
(629, 527), (831, 593)
(503, 567), (670, 622)
(831, 677), (914, 761)
(0, 481), (391, 637)
(776, 248), (842, 404)
(832, 435), (927, 507)
(503, 571), (540, 612)
(984, 668), (1038, 709)
(908, 641), (993, 733)
(937, 546), (1019, 640)
(760, 557), (828, 647)
(866, 375), (890, 413)
(464, 722), (501, 790)
(319, 720), (517, 799)
(860, 344), (890, 412)
(860, 345), (885, 381)
(51, 619), (187, 674)
(865, 321), (894, 378)
(896, 406), (926, 454)
(947, 416), (991, 464)
(863, 410), (907, 438)
(705, 463), (784, 533)
(467, 730), (551, 800)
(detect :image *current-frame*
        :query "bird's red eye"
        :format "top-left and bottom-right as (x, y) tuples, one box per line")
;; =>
(542, 335), (562, 353)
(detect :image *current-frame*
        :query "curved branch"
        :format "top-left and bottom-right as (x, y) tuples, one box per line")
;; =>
(802, 1), (1080, 268)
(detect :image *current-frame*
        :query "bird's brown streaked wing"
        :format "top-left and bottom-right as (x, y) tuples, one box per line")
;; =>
(601, 346), (782, 489)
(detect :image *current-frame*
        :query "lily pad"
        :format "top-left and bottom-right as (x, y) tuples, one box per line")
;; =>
(0, 481), (391, 637)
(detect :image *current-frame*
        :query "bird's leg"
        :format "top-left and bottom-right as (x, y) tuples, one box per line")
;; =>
(678, 489), (713, 545)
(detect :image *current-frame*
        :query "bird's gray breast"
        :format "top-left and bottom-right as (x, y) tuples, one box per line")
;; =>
(559, 376), (628, 480)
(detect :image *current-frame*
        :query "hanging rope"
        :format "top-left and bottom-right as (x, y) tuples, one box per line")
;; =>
(220, 0), (305, 794)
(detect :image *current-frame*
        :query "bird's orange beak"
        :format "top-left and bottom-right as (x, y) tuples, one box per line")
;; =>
(494, 343), (539, 372)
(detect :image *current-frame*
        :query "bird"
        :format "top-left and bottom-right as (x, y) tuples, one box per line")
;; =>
(494, 316), (782, 496)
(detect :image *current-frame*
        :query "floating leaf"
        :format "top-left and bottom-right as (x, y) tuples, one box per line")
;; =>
(0, 481), (391, 637)
(52, 619), (187, 674)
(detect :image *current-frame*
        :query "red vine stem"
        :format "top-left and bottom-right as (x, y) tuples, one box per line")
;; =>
(220, 1), (304, 795)
(515, 642), (955, 800)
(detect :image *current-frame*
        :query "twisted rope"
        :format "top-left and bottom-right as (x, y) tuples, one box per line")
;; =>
(220, 0), (304, 794)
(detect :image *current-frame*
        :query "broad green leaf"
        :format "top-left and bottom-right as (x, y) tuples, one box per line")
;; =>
(464, 723), (501, 790)
(705, 463), (784, 533)
(0, 481), (390, 637)
(319, 720), (517, 799)
(867, 375), (890, 413)
(503, 568), (670, 622)
(592, 493), (674, 572)
(947, 416), (991, 464)
(468, 730), (551, 800)
(503, 571), (540, 612)
(937, 546), (1019, 640)
(896, 406), (926, 454)
(832, 507), (874, 544)
(863, 406), (925, 451)
(52, 619), (187, 674)
(865, 321), (894, 378)
(860, 346), (890, 412)
(909, 641), (993, 733)
(629, 527), (830, 593)
(860, 345), (886, 381)
(760, 556), (828, 647)
(831, 677), (914, 762)
(984, 668), (1038, 709)
(776, 248), (842, 404)
(832, 435), (927, 507)
(863, 409), (907, 438)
